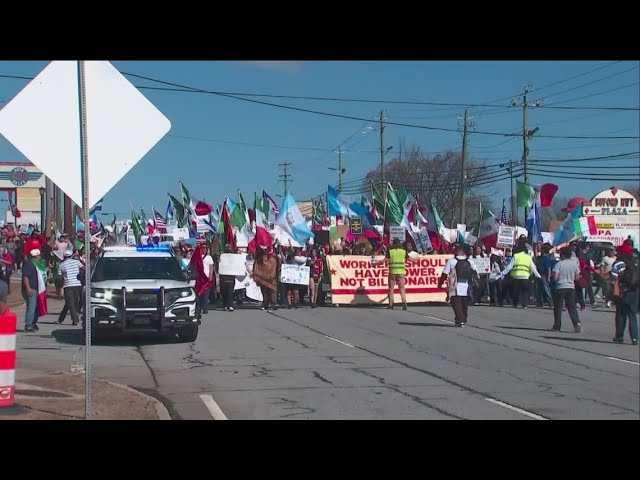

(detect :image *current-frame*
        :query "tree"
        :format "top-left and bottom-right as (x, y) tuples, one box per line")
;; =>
(360, 146), (499, 228)
(622, 184), (640, 201)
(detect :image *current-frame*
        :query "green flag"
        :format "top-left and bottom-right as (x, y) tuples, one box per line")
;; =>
(385, 183), (404, 226)
(169, 194), (187, 228)
(516, 180), (536, 209)
(371, 183), (385, 224)
(230, 192), (247, 230)
(131, 210), (143, 244)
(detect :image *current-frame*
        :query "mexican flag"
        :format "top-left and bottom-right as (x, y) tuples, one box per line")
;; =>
(248, 193), (273, 254)
(479, 205), (501, 250)
(31, 258), (48, 316)
(517, 180), (559, 208)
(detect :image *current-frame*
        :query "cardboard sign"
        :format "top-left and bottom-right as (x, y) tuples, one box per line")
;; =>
(413, 229), (433, 254)
(218, 253), (249, 276)
(172, 227), (190, 241)
(470, 256), (490, 274)
(389, 226), (406, 244)
(497, 225), (515, 248)
(327, 254), (451, 305)
(349, 217), (363, 235)
(280, 264), (310, 285)
(126, 229), (136, 246)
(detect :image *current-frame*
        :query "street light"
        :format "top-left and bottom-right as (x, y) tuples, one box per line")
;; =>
(39, 187), (46, 231)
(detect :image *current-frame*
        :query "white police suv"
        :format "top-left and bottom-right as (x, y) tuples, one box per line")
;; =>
(88, 246), (199, 342)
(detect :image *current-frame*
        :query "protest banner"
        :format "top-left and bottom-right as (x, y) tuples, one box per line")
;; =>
(389, 226), (406, 243)
(327, 254), (451, 305)
(497, 225), (515, 248)
(280, 264), (310, 286)
(218, 253), (248, 276)
(469, 256), (490, 274)
(413, 229), (433, 254)
(172, 227), (190, 241)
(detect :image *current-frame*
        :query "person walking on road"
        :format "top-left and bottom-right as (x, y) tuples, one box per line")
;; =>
(438, 244), (478, 327)
(253, 247), (279, 311)
(535, 243), (554, 308)
(499, 244), (542, 309)
(219, 247), (236, 312)
(550, 247), (583, 333)
(57, 250), (83, 326)
(21, 249), (42, 333)
(611, 240), (638, 345)
(386, 238), (408, 310)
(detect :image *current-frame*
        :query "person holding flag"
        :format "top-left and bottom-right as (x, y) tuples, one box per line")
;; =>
(22, 248), (47, 332)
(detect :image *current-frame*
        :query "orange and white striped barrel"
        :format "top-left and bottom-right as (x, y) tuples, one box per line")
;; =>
(0, 310), (17, 408)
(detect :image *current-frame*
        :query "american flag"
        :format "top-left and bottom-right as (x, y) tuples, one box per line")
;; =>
(154, 208), (167, 233)
(500, 199), (508, 225)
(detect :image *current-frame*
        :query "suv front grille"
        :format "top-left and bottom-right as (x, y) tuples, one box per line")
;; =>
(125, 290), (160, 309)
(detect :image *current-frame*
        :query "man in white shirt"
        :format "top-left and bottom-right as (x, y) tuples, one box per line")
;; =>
(57, 250), (83, 325)
(438, 244), (479, 327)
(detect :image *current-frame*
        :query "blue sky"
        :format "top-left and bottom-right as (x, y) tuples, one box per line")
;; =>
(0, 60), (638, 220)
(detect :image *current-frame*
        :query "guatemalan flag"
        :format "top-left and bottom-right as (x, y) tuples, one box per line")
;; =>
(327, 185), (357, 218)
(276, 193), (314, 246)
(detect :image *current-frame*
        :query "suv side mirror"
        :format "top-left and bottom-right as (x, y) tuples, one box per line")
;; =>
(184, 271), (195, 282)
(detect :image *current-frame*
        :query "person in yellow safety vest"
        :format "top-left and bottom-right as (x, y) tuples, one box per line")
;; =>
(499, 244), (541, 309)
(386, 238), (408, 310)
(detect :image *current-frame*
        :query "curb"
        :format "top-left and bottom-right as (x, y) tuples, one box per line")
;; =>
(103, 380), (172, 420)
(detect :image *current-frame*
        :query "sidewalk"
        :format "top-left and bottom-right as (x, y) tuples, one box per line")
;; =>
(0, 370), (171, 420)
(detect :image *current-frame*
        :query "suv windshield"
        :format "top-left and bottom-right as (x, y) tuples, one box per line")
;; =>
(92, 256), (186, 282)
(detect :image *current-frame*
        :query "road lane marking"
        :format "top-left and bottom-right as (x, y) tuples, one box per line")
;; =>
(325, 336), (355, 348)
(199, 394), (228, 420)
(485, 398), (548, 420)
(605, 357), (640, 366)
(410, 313), (455, 325)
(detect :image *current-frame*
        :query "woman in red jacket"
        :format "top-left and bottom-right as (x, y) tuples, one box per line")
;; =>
(576, 256), (596, 310)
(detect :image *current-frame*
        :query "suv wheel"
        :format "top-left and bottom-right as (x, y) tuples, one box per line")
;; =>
(177, 325), (198, 343)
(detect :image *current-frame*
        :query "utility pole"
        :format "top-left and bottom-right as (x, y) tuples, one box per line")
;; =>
(338, 145), (343, 191)
(379, 110), (385, 187)
(278, 162), (292, 196)
(457, 108), (475, 225)
(511, 85), (541, 218)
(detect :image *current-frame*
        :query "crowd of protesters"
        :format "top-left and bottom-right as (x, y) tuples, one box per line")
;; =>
(4, 223), (636, 346)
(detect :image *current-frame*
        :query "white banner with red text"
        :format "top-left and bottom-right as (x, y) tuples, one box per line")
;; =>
(327, 255), (452, 305)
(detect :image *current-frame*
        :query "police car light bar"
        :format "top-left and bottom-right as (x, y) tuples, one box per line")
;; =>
(136, 245), (172, 252)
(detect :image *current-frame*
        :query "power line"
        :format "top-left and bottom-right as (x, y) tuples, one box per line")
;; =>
(537, 64), (637, 100)
(544, 82), (640, 107)
(118, 71), (638, 139)
(167, 134), (379, 153)
(2, 71), (638, 112)
(532, 61), (623, 93)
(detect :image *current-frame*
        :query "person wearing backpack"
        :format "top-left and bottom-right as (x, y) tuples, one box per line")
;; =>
(438, 244), (479, 327)
(611, 240), (638, 345)
(499, 243), (542, 309)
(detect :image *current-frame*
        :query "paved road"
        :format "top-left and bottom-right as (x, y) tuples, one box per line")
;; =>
(13, 299), (639, 420)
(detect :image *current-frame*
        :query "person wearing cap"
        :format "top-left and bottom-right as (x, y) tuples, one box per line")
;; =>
(57, 250), (83, 326)
(550, 246), (583, 333)
(610, 240), (638, 345)
(438, 244), (479, 327)
(386, 238), (408, 310)
(21, 248), (42, 332)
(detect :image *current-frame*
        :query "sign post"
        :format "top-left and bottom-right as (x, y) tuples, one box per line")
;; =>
(0, 61), (171, 419)
(77, 61), (93, 419)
